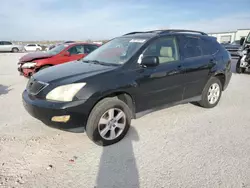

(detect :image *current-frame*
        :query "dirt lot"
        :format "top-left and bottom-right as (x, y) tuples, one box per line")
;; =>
(0, 53), (250, 188)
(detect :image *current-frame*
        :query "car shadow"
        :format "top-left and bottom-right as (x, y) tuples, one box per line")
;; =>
(95, 126), (140, 188)
(0, 84), (11, 96)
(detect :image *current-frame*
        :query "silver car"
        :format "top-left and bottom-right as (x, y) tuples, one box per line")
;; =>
(0, 41), (24, 52)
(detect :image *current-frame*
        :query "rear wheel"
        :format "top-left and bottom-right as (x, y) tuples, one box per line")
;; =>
(12, 48), (19, 53)
(36, 48), (40, 51)
(86, 97), (132, 146)
(199, 77), (222, 108)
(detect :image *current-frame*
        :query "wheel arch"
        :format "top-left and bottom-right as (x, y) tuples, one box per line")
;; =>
(213, 72), (226, 90)
(90, 91), (136, 120)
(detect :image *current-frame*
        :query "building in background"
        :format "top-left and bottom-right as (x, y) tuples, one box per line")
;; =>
(208, 29), (250, 43)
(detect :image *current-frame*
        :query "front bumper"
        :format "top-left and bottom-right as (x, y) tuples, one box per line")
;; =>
(22, 90), (92, 130)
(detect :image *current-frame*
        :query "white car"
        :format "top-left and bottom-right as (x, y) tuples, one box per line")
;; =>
(24, 44), (42, 52)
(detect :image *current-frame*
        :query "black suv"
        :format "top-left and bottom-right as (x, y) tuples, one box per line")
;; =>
(22, 29), (232, 146)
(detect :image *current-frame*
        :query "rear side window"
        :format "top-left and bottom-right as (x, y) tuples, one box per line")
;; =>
(84, 45), (98, 54)
(27, 44), (36, 47)
(182, 36), (202, 59)
(200, 37), (220, 55)
(3, 41), (12, 45)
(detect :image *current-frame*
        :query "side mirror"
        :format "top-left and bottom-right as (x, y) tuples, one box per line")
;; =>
(63, 51), (70, 56)
(141, 56), (159, 67)
(240, 37), (245, 46)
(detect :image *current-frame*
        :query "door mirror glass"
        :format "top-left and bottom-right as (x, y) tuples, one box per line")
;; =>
(240, 37), (245, 46)
(141, 56), (159, 67)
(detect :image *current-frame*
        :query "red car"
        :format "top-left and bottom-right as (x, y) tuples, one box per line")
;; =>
(18, 42), (99, 77)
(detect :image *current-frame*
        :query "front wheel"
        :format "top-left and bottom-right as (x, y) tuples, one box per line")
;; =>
(199, 77), (222, 108)
(86, 97), (132, 146)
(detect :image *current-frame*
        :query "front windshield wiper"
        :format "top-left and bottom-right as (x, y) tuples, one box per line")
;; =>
(82, 60), (119, 66)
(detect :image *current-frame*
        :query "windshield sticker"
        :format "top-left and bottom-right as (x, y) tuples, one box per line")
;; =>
(129, 39), (146, 43)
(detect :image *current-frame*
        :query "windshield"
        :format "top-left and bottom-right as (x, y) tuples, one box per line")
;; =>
(47, 44), (69, 55)
(246, 33), (250, 43)
(83, 37), (147, 64)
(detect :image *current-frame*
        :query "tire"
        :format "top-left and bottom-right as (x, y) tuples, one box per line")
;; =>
(86, 97), (132, 146)
(236, 59), (246, 73)
(36, 48), (41, 51)
(198, 77), (222, 108)
(12, 48), (19, 53)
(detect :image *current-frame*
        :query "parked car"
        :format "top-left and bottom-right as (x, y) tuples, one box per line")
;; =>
(221, 40), (241, 56)
(22, 29), (232, 146)
(0, 41), (24, 52)
(18, 42), (99, 77)
(24, 44), (42, 52)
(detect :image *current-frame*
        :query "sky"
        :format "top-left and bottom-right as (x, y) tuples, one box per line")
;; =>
(0, 0), (250, 40)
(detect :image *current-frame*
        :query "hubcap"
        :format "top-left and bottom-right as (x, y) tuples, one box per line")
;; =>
(98, 108), (126, 140)
(207, 83), (220, 104)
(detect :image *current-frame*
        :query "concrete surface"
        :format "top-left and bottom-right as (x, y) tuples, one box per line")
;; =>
(0, 54), (250, 188)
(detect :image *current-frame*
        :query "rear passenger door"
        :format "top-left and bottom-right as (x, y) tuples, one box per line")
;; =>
(84, 44), (99, 54)
(179, 35), (214, 99)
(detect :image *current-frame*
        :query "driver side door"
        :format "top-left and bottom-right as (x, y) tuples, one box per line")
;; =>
(134, 36), (186, 112)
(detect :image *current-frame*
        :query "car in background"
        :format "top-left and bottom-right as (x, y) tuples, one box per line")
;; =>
(24, 44), (43, 52)
(221, 40), (241, 56)
(18, 42), (99, 77)
(0, 41), (24, 52)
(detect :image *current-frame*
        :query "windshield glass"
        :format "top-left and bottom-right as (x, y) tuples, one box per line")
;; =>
(83, 37), (147, 64)
(47, 44), (69, 55)
(246, 33), (250, 43)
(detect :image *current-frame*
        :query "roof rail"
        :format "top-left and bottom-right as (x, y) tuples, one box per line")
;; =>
(158, 29), (208, 35)
(123, 32), (146, 36)
(123, 29), (208, 36)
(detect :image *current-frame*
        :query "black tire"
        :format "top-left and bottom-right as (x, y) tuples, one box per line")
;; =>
(12, 48), (19, 53)
(36, 48), (40, 51)
(198, 77), (222, 108)
(86, 97), (132, 146)
(236, 59), (246, 73)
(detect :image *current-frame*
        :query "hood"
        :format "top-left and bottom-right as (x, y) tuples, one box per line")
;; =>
(33, 60), (117, 84)
(19, 52), (53, 62)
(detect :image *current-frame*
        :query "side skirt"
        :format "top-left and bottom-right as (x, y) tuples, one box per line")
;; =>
(135, 95), (202, 119)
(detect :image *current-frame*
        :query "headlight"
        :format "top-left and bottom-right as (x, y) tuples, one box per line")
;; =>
(46, 83), (86, 102)
(22, 62), (36, 68)
(242, 50), (247, 55)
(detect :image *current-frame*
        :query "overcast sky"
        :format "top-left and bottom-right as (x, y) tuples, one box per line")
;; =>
(1, 0), (250, 40)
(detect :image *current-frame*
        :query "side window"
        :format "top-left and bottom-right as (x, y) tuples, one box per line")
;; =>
(0, 42), (3, 45)
(3, 41), (12, 45)
(183, 37), (202, 59)
(143, 37), (179, 64)
(200, 38), (220, 55)
(68, 45), (85, 55)
(27, 44), (36, 47)
(84, 45), (98, 54)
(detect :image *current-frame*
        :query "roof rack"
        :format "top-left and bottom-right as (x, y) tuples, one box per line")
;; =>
(149, 29), (208, 35)
(124, 29), (208, 36)
(123, 32), (146, 36)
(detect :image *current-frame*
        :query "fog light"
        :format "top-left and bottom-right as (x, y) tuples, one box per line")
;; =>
(51, 115), (70, 122)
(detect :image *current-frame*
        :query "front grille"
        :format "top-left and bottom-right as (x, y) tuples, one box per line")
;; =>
(26, 77), (48, 95)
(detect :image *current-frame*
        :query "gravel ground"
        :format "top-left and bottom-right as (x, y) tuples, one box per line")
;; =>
(0, 53), (250, 188)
